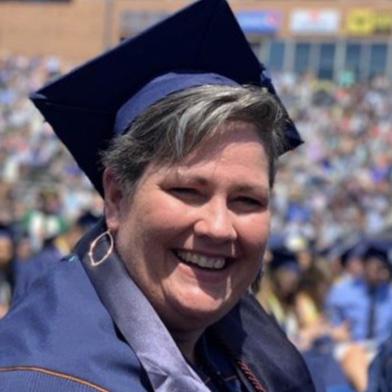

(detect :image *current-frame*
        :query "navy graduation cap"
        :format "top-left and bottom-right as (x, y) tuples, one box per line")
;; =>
(30, 0), (302, 195)
(269, 247), (300, 273)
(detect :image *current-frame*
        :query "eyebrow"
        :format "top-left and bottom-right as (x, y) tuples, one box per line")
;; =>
(235, 184), (270, 196)
(170, 173), (208, 187)
(171, 172), (270, 195)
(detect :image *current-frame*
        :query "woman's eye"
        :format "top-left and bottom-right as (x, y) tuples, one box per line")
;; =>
(170, 187), (198, 195)
(233, 196), (267, 210)
(169, 187), (202, 202)
(238, 197), (260, 205)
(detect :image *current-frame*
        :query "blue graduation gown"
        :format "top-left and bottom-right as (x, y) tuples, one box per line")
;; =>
(0, 221), (317, 391)
(12, 243), (64, 305)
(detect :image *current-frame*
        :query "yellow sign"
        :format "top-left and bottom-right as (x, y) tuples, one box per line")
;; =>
(346, 9), (392, 35)
(346, 10), (374, 35)
(374, 14), (392, 34)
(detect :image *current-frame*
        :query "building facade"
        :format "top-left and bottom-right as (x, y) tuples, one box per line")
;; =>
(1, 0), (392, 81)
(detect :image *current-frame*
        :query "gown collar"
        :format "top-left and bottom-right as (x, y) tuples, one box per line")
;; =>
(75, 219), (210, 392)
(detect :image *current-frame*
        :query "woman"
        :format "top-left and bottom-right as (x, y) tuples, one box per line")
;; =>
(0, 0), (316, 390)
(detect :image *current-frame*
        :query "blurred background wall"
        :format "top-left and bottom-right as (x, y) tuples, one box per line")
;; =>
(1, 0), (392, 82)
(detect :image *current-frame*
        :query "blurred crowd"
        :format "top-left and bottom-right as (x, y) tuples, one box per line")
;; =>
(0, 54), (391, 391)
(0, 55), (103, 313)
(272, 73), (392, 248)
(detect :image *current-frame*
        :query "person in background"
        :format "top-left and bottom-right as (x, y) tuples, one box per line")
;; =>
(20, 187), (68, 252)
(257, 237), (372, 391)
(258, 246), (357, 391)
(258, 247), (301, 342)
(326, 245), (392, 367)
(296, 262), (369, 392)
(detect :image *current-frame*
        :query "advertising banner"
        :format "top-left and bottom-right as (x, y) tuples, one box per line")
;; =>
(236, 11), (282, 34)
(346, 9), (392, 35)
(290, 9), (340, 34)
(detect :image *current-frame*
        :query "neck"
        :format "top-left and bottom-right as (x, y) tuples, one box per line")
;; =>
(170, 329), (203, 365)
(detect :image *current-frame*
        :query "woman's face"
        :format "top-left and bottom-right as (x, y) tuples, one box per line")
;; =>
(105, 121), (271, 333)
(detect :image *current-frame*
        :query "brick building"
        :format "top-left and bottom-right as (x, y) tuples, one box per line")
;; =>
(1, 0), (392, 81)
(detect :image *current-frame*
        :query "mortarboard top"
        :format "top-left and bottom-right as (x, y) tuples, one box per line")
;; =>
(0, 225), (13, 240)
(354, 237), (392, 268)
(339, 245), (362, 266)
(363, 246), (389, 264)
(30, 0), (302, 196)
(268, 247), (300, 273)
(328, 235), (392, 267)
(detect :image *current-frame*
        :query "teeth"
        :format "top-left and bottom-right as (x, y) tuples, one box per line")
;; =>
(214, 258), (225, 269)
(176, 250), (226, 270)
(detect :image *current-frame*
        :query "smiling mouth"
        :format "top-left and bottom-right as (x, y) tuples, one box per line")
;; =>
(173, 250), (229, 271)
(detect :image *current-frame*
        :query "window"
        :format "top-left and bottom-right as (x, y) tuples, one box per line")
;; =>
(369, 42), (388, 78)
(268, 40), (285, 72)
(294, 42), (311, 75)
(345, 41), (362, 80)
(318, 43), (336, 80)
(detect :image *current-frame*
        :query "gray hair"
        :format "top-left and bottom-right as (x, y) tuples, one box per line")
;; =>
(101, 84), (287, 194)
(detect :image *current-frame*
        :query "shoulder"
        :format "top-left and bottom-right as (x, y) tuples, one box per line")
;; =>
(12, 246), (62, 303)
(331, 276), (356, 290)
(327, 277), (362, 301)
(296, 292), (315, 308)
(0, 366), (111, 392)
(0, 258), (93, 364)
(296, 292), (320, 323)
(0, 256), (150, 392)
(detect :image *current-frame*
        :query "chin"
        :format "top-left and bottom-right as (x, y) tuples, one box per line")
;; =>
(171, 290), (236, 325)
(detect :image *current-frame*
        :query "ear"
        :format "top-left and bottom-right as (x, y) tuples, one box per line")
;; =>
(102, 168), (126, 232)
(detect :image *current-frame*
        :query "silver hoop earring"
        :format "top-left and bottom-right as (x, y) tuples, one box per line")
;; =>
(88, 230), (114, 267)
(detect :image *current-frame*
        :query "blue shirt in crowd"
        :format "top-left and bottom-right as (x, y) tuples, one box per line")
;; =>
(326, 276), (392, 346)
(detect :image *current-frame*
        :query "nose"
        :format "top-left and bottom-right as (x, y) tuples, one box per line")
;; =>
(193, 199), (237, 242)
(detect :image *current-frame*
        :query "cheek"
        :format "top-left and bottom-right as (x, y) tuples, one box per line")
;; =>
(136, 200), (199, 250)
(234, 214), (270, 291)
(119, 203), (180, 259)
(239, 213), (271, 254)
